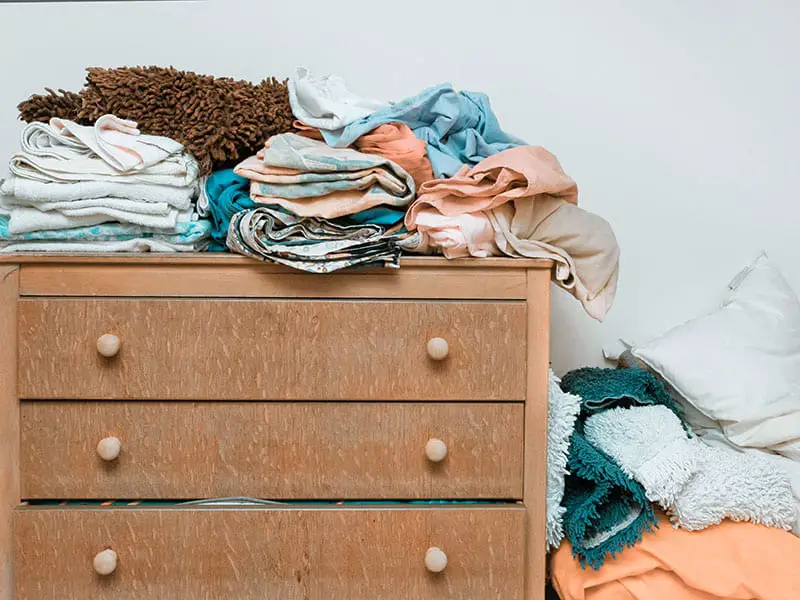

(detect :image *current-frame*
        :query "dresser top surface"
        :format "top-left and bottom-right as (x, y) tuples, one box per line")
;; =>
(0, 253), (552, 269)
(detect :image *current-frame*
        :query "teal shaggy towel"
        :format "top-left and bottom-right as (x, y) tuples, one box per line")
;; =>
(559, 367), (683, 569)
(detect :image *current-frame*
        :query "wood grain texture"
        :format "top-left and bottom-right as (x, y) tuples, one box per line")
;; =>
(523, 269), (551, 600)
(15, 506), (525, 600)
(18, 299), (526, 401)
(1, 253), (552, 268)
(20, 402), (524, 500)
(0, 266), (18, 600)
(18, 265), (528, 299)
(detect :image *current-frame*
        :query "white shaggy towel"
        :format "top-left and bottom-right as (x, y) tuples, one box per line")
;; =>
(585, 405), (795, 532)
(0, 176), (195, 210)
(546, 370), (581, 551)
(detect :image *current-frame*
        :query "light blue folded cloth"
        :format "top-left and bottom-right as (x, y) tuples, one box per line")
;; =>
(0, 214), (211, 244)
(321, 83), (526, 178)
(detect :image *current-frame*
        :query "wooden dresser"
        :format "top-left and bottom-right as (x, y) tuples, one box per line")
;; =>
(0, 255), (551, 600)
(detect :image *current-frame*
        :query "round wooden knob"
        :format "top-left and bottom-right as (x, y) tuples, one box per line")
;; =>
(96, 437), (121, 462)
(93, 549), (117, 576)
(425, 547), (448, 573)
(426, 337), (449, 361)
(425, 438), (448, 463)
(96, 334), (121, 358)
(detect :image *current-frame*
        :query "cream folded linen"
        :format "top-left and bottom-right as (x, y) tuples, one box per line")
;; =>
(8, 204), (190, 234)
(0, 176), (194, 209)
(22, 115), (183, 172)
(9, 150), (198, 187)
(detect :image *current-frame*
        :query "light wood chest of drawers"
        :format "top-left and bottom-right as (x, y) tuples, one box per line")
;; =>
(0, 255), (551, 600)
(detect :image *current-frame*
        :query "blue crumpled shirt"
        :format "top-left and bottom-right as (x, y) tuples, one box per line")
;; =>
(321, 83), (526, 179)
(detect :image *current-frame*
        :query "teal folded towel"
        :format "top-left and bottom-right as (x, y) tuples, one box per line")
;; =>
(559, 367), (683, 569)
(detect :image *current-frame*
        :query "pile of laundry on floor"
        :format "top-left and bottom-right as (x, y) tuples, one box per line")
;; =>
(0, 114), (209, 252)
(546, 362), (800, 599)
(10, 65), (620, 320)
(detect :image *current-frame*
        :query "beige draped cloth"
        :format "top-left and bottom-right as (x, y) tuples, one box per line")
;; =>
(405, 146), (619, 321)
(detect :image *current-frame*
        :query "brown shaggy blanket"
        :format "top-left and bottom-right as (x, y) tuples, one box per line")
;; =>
(17, 66), (295, 174)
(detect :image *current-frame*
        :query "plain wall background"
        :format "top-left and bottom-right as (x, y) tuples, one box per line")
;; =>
(1, 0), (798, 373)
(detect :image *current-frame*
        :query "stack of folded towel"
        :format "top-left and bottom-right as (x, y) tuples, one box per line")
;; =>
(226, 132), (419, 271)
(0, 115), (210, 252)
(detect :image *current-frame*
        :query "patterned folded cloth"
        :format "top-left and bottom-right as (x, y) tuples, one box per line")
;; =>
(0, 214), (211, 253)
(234, 133), (413, 221)
(226, 206), (419, 273)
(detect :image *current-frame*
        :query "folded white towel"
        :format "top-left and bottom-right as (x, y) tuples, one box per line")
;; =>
(0, 238), (198, 253)
(8, 204), (190, 234)
(288, 67), (389, 132)
(24, 198), (172, 216)
(585, 405), (795, 532)
(9, 150), (198, 187)
(22, 115), (183, 173)
(0, 176), (194, 210)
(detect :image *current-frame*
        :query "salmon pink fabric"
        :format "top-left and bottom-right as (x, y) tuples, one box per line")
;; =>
(551, 514), (800, 600)
(404, 145), (578, 227)
(294, 120), (434, 189)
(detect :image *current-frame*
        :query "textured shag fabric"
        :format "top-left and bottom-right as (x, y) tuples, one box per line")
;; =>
(547, 370), (582, 551)
(17, 88), (84, 124)
(559, 368), (685, 569)
(17, 67), (295, 175)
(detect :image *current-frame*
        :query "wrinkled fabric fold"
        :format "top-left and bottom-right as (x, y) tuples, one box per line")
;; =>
(226, 206), (419, 273)
(404, 146), (619, 321)
(294, 120), (435, 189)
(234, 133), (413, 221)
(552, 514), (800, 600)
(288, 67), (389, 132)
(321, 83), (526, 178)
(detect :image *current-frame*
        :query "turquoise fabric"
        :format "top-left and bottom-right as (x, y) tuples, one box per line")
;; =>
(0, 214), (211, 244)
(559, 368), (684, 570)
(321, 83), (526, 179)
(206, 168), (406, 252)
(204, 169), (255, 251)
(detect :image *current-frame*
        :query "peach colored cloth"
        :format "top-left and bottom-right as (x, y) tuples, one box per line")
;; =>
(234, 133), (413, 219)
(405, 146), (619, 321)
(551, 515), (800, 600)
(294, 120), (434, 189)
(404, 145), (578, 226)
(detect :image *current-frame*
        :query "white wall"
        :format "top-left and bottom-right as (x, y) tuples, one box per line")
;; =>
(2, 1), (798, 373)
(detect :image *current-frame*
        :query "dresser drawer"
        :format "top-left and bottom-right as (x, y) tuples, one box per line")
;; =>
(17, 299), (526, 401)
(15, 506), (525, 600)
(20, 402), (524, 500)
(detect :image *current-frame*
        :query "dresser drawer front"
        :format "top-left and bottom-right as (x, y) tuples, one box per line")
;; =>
(18, 299), (526, 401)
(15, 507), (525, 600)
(21, 402), (524, 500)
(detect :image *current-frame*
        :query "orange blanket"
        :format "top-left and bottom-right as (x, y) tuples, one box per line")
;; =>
(551, 515), (800, 600)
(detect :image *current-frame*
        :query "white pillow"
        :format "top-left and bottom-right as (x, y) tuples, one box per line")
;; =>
(633, 253), (800, 459)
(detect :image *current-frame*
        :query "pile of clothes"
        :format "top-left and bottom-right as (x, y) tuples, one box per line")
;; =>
(546, 366), (800, 599)
(0, 115), (209, 252)
(13, 65), (621, 320)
